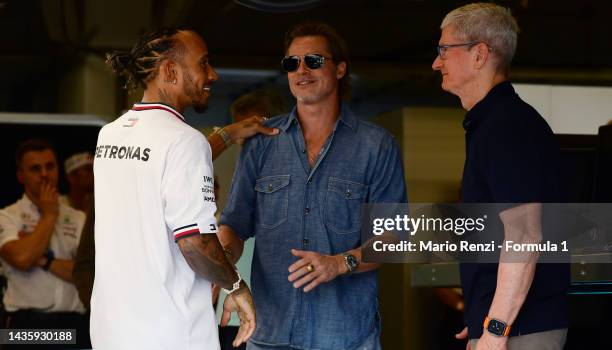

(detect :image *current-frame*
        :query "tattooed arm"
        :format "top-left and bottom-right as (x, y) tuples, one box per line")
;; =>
(178, 234), (256, 347)
(177, 234), (238, 289)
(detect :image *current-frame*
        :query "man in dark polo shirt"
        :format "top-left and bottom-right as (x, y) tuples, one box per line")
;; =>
(432, 3), (569, 349)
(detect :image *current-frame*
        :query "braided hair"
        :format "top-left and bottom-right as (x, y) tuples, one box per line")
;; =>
(106, 28), (185, 91)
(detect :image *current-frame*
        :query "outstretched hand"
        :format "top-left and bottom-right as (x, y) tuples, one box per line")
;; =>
(224, 115), (279, 145)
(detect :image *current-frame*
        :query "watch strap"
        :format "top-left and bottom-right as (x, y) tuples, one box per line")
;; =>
(342, 253), (357, 273)
(483, 316), (511, 337)
(222, 270), (242, 295)
(42, 250), (55, 271)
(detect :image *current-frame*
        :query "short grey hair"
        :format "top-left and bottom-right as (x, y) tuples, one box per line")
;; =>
(441, 3), (519, 73)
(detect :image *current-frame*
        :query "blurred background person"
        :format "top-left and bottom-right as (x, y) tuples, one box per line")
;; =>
(60, 152), (94, 212)
(230, 89), (287, 121)
(0, 139), (88, 349)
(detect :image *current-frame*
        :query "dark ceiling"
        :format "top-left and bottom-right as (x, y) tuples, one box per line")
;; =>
(1, 0), (611, 68)
(190, 0), (612, 69)
(0, 0), (610, 114)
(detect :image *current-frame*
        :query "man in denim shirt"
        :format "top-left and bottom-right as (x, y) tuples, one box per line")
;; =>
(219, 22), (407, 350)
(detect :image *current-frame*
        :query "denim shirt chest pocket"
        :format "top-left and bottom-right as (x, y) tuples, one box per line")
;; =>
(324, 177), (368, 234)
(254, 175), (291, 229)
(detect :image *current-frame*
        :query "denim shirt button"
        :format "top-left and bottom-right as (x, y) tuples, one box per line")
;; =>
(304, 207), (310, 214)
(303, 238), (309, 246)
(268, 184), (273, 192)
(346, 190), (352, 198)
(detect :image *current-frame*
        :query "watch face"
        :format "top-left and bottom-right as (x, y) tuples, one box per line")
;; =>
(346, 254), (358, 271)
(487, 319), (506, 336)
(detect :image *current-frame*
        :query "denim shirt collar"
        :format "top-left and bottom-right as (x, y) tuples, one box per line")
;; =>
(280, 103), (359, 133)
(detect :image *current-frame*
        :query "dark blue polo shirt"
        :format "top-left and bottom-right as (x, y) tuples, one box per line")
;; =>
(460, 81), (570, 338)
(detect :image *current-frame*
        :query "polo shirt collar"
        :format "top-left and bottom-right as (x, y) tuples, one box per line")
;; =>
(132, 102), (186, 122)
(19, 194), (40, 217)
(463, 80), (515, 131)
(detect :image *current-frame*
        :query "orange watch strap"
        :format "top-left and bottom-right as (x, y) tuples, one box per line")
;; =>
(483, 316), (512, 336)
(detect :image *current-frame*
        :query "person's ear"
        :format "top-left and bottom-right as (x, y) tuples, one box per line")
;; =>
(336, 61), (346, 80)
(474, 43), (490, 69)
(162, 60), (178, 85)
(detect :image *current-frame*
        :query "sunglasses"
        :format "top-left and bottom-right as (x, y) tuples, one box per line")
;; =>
(281, 54), (331, 72)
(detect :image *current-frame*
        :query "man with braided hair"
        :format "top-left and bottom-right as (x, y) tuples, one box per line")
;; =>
(91, 29), (269, 349)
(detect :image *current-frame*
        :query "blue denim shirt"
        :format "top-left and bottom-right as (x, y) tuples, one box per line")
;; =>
(220, 105), (407, 350)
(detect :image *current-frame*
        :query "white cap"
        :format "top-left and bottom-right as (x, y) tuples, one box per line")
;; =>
(64, 152), (94, 174)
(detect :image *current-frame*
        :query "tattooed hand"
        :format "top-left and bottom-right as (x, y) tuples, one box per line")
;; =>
(178, 234), (257, 346)
(221, 281), (256, 347)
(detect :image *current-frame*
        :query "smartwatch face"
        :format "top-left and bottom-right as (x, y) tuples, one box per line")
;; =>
(487, 319), (506, 336)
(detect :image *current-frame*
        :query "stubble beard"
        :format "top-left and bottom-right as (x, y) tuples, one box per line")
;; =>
(183, 72), (209, 113)
(294, 88), (322, 105)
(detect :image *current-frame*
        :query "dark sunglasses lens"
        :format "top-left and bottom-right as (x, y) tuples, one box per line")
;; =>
(282, 57), (300, 72)
(304, 55), (324, 69)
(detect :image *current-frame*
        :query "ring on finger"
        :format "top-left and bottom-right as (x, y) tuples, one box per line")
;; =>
(306, 264), (315, 273)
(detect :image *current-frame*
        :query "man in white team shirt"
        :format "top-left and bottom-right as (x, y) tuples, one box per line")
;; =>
(92, 28), (262, 349)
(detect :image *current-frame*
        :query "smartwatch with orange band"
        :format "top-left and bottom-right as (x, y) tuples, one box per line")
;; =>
(483, 316), (511, 337)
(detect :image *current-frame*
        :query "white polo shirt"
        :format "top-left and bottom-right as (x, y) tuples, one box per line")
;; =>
(91, 103), (219, 350)
(0, 195), (86, 313)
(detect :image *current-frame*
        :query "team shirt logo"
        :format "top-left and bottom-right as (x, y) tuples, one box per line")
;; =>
(123, 117), (139, 127)
(95, 145), (151, 161)
(202, 176), (215, 203)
